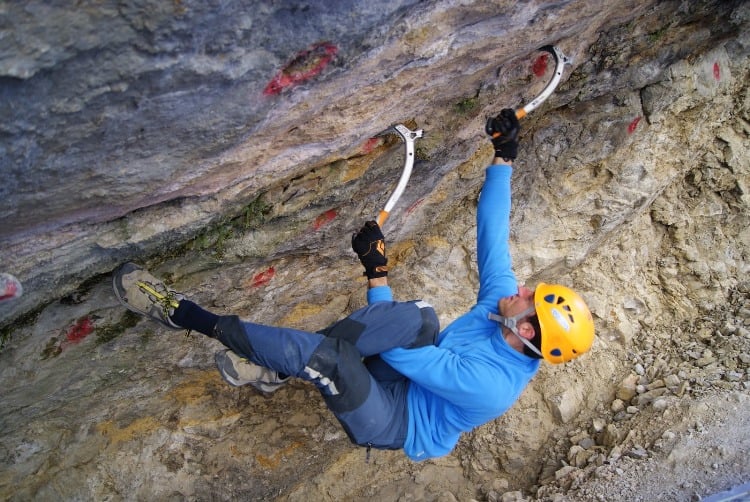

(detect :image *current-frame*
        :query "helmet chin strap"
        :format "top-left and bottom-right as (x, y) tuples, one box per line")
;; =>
(488, 307), (543, 358)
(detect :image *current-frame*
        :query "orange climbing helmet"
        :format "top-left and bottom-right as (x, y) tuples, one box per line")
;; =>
(534, 283), (595, 364)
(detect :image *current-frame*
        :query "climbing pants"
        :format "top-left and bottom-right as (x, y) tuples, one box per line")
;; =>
(213, 300), (439, 449)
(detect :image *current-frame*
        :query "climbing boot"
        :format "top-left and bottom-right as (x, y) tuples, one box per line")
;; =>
(113, 262), (183, 330)
(215, 349), (290, 393)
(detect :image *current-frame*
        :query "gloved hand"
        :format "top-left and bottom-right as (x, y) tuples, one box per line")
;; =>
(485, 108), (520, 160)
(352, 221), (388, 279)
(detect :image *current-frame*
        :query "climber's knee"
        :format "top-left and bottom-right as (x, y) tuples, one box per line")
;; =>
(411, 301), (439, 348)
(213, 315), (255, 358)
(304, 337), (370, 413)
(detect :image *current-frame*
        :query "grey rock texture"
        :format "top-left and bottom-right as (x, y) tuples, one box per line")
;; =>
(1, 0), (749, 500)
(3, 0), (719, 323)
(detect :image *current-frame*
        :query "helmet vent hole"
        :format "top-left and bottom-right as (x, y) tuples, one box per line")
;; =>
(557, 297), (566, 305)
(550, 348), (562, 357)
(544, 294), (556, 303)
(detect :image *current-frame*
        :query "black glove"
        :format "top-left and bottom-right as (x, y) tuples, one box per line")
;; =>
(485, 108), (520, 160)
(351, 221), (388, 279)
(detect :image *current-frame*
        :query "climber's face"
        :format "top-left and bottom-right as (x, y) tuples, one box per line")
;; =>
(498, 285), (535, 319)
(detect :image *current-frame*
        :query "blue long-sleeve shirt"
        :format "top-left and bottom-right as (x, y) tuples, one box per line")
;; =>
(372, 163), (540, 461)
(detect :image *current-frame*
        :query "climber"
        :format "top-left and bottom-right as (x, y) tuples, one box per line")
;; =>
(112, 109), (595, 461)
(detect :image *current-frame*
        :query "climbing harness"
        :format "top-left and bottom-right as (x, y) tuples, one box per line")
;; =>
(491, 45), (572, 138)
(374, 124), (423, 227)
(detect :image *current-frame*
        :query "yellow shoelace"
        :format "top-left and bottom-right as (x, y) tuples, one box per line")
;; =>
(136, 281), (180, 309)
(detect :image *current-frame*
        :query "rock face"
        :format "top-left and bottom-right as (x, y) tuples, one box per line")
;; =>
(1, 1), (749, 500)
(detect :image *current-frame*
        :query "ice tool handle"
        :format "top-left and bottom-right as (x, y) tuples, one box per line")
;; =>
(492, 45), (571, 137)
(376, 124), (423, 227)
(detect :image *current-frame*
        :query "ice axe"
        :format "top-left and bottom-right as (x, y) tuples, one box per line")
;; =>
(374, 46), (569, 226)
(490, 45), (571, 137)
(373, 124), (423, 227)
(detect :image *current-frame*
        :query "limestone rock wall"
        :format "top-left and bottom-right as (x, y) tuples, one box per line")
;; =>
(0, 0), (682, 323)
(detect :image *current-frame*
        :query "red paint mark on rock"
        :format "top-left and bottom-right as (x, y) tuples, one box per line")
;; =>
(406, 198), (424, 216)
(362, 137), (381, 154)
(263, 41), (339, 96)
(313, 209), (338, 230)
(628, 116), (642, 134)
(0, 282), (19, 301)
(713, 62), (720, 81)
(63, 317), (95, 346)
(532, 53), (549, 77)
(251, 267), (275, 288)
(0, 273), (22, 302)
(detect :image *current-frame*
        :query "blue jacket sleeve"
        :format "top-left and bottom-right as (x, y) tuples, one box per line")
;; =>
(476, 164), (518, 305)
(382, 345), (496, 403)
(367, 285), (393, 304)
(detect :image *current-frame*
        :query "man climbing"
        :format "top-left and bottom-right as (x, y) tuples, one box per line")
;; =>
(113, 109), (595, 461)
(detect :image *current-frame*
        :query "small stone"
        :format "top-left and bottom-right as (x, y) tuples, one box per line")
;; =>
(696, 356), (716, 367)
(632, 388), (669, 405)
(652, 398), (669, 411)
(646, 379), (665, 390)
(555, 465), (578, 480)
(491, 479), (509, 492)
(613, 411), (629, 422)
(594, 465), (612, 479)
(601, 424), (623, 447)
(723, 322), (738, 334)
(437, 492), (459, 502)
(611, 399), (625, 413)
(570, 431), (589, 444)
(568, 445), (586, 467)
(501, 491), (525, 502)
(592, 418), (606, 432)
(579, 437), (596, 449)
(626, 447), (648, 459)
(664, 374), (681, 388)
(697, 328), (713, 341)
(675, 381), (690, 397)
(662, 430), (676, 441)
(616, 375), (638, 401)
(725, 371), (743, 382)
